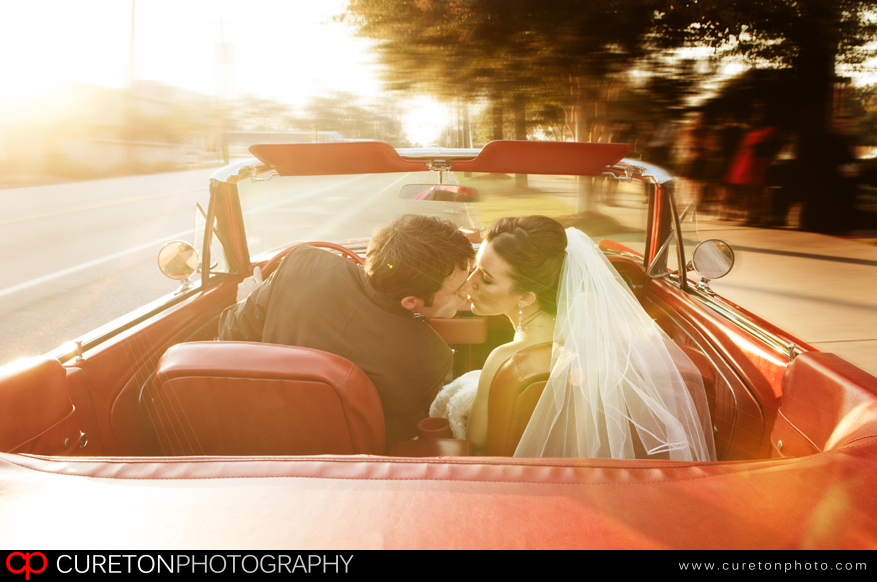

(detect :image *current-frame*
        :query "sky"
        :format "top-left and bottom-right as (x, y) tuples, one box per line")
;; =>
(0, 0), (446, 144)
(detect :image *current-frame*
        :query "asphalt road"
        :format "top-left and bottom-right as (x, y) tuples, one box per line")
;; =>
(0, 167), (473, 366)
(2, 168), (876, 380)
(703, 218), (877, 377)
(0, 169), (214, 365)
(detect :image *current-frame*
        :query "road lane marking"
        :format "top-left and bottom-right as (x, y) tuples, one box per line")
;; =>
(0, 173), (410, 299)
(0, 188), (204, 226)
(0, 228), (194, 299)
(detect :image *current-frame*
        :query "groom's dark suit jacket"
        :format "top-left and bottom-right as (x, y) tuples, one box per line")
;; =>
(217, 245), (452, 446)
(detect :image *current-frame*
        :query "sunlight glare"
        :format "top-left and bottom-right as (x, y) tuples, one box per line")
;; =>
(403, 98), (446, 147)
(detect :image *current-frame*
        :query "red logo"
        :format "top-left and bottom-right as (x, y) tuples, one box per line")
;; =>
(6, 553), (47, 580)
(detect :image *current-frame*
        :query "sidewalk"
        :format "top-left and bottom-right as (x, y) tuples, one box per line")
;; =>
(697, 217), (877, 377)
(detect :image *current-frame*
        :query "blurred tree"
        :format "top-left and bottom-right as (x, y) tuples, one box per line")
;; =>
(348, 0), (877, 227)
(471, 98), (568, 145)
(657, 0), (877, 231)
(231, 96), (297, 132)
(657, 0), (877, 141)
(854, 85), (877, 145)
(302, 93), (412, 146)
(345, 0), (660, 144)
(345, 0), (661, 197)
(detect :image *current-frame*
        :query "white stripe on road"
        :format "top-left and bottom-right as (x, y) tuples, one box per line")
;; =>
(0, 188), (205, 226)
(0, 229), (194, 299)
(0, 174), (375, 299)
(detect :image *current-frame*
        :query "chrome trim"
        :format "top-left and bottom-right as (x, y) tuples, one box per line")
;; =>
(210, 158), (278, 185)
(210, 158), (263, 183)
(48, 276), (229, 365)
(397, 147), (481, 160)
(617, 158), (673, 184)
(209, 150), (675, 187)
(667, 185), (688, 290)
(598, 246), (644, 264)
(696, 279), (716, 295)
(647, 234), (676, 279)
(686, 286), (802, 361)
(427, 159), (453, 172)
(175, 279), (196, 295)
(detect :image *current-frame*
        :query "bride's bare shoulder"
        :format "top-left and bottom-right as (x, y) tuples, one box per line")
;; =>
(482, 340), (526, 376)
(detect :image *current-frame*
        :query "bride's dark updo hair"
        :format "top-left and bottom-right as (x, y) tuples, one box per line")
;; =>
(483, 215), (567, 315)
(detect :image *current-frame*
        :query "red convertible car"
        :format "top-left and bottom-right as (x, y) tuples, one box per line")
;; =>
(1, 141), (876, 549)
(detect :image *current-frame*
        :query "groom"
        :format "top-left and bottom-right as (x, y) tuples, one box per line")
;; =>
(218, 214), (475, 447)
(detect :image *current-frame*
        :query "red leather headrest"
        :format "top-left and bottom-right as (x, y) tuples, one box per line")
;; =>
(0, 357), (72, 453)
(780, 352), (877, 452)
(141, 342), (385, 456)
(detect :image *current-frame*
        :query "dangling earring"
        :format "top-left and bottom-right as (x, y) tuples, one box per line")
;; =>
(516, 309), (523, 333)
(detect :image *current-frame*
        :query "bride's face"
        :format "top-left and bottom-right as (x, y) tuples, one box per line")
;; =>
(467, 241), (523, 317)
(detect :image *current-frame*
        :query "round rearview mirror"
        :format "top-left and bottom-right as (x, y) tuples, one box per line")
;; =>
(691, 239), (734, 280)
(158, 241), (200, 280)
(399, 184), (480, 201)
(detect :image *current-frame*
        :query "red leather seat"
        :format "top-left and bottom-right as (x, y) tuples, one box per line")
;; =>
(0, 357), (84, 455)
(486, 343), (552, 457)
(140, 342), (385, 456)
(771, 352), (877, 458)
(486, 342), (717, 457)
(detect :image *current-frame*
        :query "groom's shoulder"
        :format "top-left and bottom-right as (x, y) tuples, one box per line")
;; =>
(275, 245), (361, 284)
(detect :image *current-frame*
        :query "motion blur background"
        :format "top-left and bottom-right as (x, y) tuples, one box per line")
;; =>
(3, 0), (877, 369)
(2, 0), (877, 234)
(4, 0), (877, 234)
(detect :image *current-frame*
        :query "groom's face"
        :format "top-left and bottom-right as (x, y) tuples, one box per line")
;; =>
(413, 266), (472, 319)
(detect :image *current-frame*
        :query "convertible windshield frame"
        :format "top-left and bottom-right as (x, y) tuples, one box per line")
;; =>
(210, 143), (674, 277)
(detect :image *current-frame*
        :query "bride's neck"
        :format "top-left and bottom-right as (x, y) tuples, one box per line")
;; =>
(512, 310), (555, 342)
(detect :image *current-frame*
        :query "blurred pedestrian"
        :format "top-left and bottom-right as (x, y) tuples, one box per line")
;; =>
(716, 113), (744, 219)
(643, 114), (676, 169)
(681, 115), (710, 211)
(723, 103), (778, 225)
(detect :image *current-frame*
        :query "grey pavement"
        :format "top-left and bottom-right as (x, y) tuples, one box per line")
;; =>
(697, 217), (877, 377)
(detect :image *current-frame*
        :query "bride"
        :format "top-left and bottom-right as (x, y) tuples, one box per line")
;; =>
(430, 215), (715, 461)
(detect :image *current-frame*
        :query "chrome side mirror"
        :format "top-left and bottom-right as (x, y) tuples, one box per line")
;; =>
(689, 239), (734, 295)
(157, 241), (200, 294)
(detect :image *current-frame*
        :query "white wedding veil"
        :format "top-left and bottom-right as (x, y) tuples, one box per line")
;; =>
(514, 228), (716, 461)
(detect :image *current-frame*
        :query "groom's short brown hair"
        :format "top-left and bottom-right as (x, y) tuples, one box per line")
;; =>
(366, 215), (475, 305)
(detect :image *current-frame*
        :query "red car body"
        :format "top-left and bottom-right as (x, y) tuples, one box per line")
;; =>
(1, 141), (875, 549)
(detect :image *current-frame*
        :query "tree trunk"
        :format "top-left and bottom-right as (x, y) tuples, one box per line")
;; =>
(492, 102), (503, 141)
(456, 101), (463, 148)
(514, 94), (528, 188)
(463, 101), (473, 176)
(795, 0), (844, 232)
(574, 76), (594, 213)
(463, 102), (471, 148)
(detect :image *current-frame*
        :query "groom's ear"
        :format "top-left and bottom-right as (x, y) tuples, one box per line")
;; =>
(400, 295), (424, 313)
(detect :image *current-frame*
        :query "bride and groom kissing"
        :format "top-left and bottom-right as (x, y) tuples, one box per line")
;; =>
(218, 214), (715, 461)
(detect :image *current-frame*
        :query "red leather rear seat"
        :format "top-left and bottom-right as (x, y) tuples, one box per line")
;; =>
(0, 357), (84, 455)
(486, 341), (717, 457)
(141, 342), (385, 456)
(771, 352), (877, 458)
